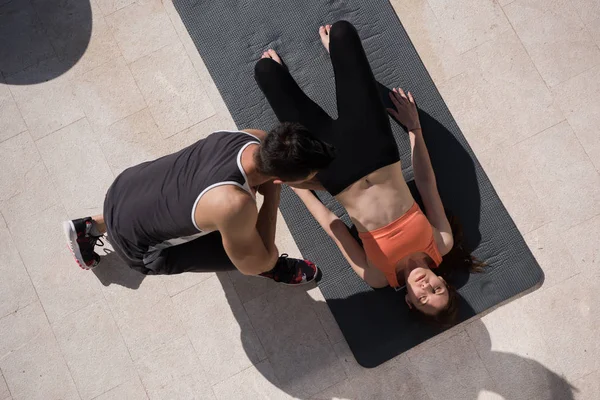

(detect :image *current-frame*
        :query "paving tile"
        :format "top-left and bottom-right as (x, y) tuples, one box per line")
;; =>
(161, 0), (235, 119)
(472, 31), (563, 130)
(589, 18), (600, 47)
(306, 286), (344, 345)
(9, 204), (104, 323)
(573, 369), (600, 400)
(38, 0), (122, 77)
(331, 339), (414, 382)
(73, 56), (146, 129)
(438, 72), (509, 155)
(94, 108), (163, 175)
(313, 353), (430, 400)
(95, 0), (135, 16)
(6, 58), (85, 140)
(37, 118), (115, 216)
(0, 218), (37, 320)
(161, 114), (239, 156)
(465, 29), (565, 141)
(53, 300), (136, 400)
(477, 142), (549, 234)
(96, 109), (233, 176)
(0, 302), (79, 400)
(130, 43), (214, 138)
(569, 0), (600, 25)
(93, 377), (148, 400)
(245, 286), (345, 396)
(408, 330), (498, 400)
(171, 274), (265, 385)
(517, 121), (600, 229)
(106, 0), (179, 64)
(465, 298), (571, 400)
(389, 0), (466, 85)
(0, 133), (59, 228)
(229, 270), (279, 304)
(0, 372), (8, 400)
(526, 272), (600, 381)
(504, 0), (600, 87)
(427, 0), (511, 53)
(0, 81), (26, 143)
(525, 223), (583, 289)
(552, 65), (600, 172)
(102, 274), (186, 361)
(563, 214), (600, 269)
(213, 360), (298, 400)
(135, 335), (215, 400)
(0, 0), (55, 76)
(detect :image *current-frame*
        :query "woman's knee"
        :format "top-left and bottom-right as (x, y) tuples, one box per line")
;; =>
(330, 20), (359, 42)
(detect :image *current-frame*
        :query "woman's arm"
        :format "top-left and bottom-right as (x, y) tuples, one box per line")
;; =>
(291, 188), (388, 288)
(387, 88), (453, 255)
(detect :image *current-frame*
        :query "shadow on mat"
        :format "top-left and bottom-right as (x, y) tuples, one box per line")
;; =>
(220, 273), (575, 400)
(0, 0), (91, 85)
(92, 249), (145, 289)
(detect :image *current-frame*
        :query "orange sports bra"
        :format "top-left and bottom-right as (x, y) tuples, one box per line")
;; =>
(358, 202), (443, 288)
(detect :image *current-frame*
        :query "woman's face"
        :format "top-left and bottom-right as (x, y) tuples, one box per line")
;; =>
(404, 261), (449, 315)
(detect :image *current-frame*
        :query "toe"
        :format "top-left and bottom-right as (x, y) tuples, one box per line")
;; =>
(267, 49), (281, 63)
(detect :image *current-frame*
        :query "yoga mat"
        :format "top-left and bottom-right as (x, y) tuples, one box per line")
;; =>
(173, 0), (544, 367)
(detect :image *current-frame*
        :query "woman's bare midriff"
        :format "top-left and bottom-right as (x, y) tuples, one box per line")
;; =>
(335, 161), (415, 232)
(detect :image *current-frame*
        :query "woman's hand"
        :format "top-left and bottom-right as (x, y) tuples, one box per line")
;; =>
(386, 88), (421, 132)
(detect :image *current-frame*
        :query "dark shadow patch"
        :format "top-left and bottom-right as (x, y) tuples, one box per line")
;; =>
(92, 249), (145, 289)
(0, 0), (91, 84)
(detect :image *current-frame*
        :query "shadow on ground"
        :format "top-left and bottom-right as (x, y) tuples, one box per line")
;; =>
(92, 249), (145, 289)
(0, 0), (91, 84)
(220, 272), (576, 400)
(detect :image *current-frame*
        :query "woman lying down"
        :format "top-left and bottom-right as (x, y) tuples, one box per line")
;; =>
(255, 21), (483, 327)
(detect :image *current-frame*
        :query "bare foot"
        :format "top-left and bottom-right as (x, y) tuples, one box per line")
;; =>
(261, 49), (282, 65)
(319, 24), (332, 53)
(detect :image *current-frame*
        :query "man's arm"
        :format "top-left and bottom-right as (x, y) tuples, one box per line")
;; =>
(214, 193), (279, 275)
(255, 182), (281, 258)
(387, 88), (453, 255)
(242, 129), (267, 141)
(292, 188), (388, 288)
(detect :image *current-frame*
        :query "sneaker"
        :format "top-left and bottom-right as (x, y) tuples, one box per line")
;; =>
(62, 217), (104, 270)
(259, 254), (318, 285)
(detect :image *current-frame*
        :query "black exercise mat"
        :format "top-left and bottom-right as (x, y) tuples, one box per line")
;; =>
(173, 0), (544, 367)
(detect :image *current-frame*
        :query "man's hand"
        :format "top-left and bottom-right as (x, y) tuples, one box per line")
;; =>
(257, 181), (281, 197)
(386, 88), (421, 132)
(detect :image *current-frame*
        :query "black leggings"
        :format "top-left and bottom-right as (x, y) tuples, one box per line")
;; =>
(254, 21), (400, 195)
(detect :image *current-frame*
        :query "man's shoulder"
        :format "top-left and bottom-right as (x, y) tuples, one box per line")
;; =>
(199, 185), (256, 225)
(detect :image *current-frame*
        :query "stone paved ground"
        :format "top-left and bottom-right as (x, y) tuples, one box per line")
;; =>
(0, 0), (599, 399)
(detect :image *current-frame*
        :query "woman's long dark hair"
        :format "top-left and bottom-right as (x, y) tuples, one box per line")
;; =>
(412, 211), (485, 329)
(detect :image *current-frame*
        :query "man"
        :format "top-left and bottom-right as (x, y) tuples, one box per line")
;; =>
(63, 123), (335, 285)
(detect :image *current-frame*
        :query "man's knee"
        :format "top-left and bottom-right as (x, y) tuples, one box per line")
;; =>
(330, 20), (359, 42)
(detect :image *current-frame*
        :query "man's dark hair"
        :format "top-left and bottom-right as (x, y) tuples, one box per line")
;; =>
(255, 122), (336, 181)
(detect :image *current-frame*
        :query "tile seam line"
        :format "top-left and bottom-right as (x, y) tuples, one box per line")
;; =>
(6, 202), (86, 400)
(0, 367), (12, 400)
(95, 275), (148, 398)
(498, 3), (557, 91)
(162, 0), (218, 116)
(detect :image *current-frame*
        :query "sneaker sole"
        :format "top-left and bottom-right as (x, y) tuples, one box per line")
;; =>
(256, 265), (320, 286)
(62, 221), (94, 270)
